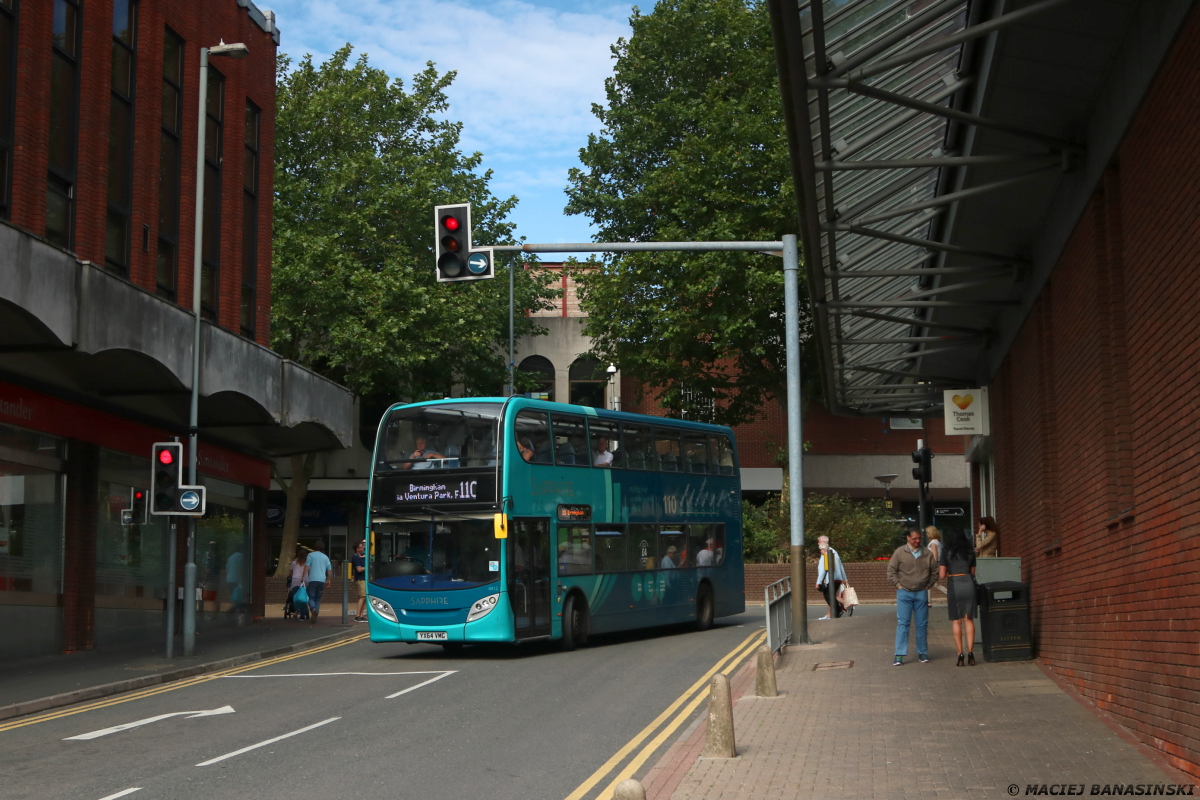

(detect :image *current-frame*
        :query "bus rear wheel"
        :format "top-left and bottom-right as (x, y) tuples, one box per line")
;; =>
(561, 594), (589, 651)
(695, 585), (715, 632)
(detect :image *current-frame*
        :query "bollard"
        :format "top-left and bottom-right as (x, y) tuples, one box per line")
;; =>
(701, 673), (737, 758)
(612, 779), (646, 800)
(755, 644), (778, 698)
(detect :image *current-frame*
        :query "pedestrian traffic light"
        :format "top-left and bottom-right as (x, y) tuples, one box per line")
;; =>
(911, 446), (932, 484)
(434, 203), (494, 282)
(150, 442), (206, 516)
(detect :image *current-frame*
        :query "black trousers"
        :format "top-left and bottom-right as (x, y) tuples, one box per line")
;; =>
(820, 581), (845, 617)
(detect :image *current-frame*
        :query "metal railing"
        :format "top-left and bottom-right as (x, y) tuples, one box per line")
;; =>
(764, 576), (793, 653)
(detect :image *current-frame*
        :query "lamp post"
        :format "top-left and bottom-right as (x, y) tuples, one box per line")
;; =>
(606, 363), (617, 410)
(182, 40), (248, 658)
(874, 473), (898, 510)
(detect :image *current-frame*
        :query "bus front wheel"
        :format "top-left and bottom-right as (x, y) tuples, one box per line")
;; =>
(695, 585), (715, 632)
(561, 594), (589, 651)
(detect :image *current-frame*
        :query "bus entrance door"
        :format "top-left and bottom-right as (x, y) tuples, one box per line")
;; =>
(510, 518), (551, 639)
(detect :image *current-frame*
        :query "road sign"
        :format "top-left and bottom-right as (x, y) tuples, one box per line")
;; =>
(468, 250), (490, 275)
(180, 490), (201, 512)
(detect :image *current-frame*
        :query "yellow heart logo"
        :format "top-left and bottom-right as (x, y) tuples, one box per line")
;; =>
(952, 394), (974, 410)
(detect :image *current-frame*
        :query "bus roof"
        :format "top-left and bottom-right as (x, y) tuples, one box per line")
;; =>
(382, 397), (736, 436)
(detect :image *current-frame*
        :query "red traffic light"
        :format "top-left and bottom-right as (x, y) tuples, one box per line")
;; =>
(441, 215), (460, 232)
(158, 449), (174, 465)
(135, 490), (144, 500)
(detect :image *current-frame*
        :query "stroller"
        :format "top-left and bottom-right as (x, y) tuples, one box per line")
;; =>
(282, 574), (308, 619)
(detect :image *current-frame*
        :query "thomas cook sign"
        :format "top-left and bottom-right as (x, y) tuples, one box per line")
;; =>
(943, 388), (989, 435)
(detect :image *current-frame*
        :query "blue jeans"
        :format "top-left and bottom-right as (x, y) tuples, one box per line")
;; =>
(307, 581), (326, 615)
(895, 589), (929, 657)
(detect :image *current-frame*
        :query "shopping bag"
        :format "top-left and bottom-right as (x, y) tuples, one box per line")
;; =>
(294, 585), (309, 606)
(840, 585), (859, 607)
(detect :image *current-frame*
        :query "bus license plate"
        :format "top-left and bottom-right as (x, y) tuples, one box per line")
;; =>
(417, 631), (448, 641)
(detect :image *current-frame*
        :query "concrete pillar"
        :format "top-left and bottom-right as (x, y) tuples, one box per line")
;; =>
(755, 645), (778, 697)
(62, 441), (99, 652)
(701, 673), (736, 758)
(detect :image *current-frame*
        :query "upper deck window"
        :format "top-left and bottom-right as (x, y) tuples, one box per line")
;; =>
(376, 403), (501, 471)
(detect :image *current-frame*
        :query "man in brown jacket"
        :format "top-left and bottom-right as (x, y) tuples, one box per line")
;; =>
(886, 529), (939, 666)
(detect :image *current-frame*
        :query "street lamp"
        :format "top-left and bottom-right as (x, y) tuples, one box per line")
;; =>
(606, 363), (618, 410)
(182, 40), (249, 658)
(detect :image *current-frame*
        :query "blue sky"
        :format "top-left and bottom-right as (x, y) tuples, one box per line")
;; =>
(264, 0), (642, 246)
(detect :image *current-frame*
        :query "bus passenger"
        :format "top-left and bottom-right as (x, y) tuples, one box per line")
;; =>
(697, 538), (716, 567)
(660, 545), (678, 569)
(593, 437), (614, 467)
(517, 438), (536, 463)
(402, 436), (443, 470)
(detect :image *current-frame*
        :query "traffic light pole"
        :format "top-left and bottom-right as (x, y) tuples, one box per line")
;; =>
(491, 235), (810, 646)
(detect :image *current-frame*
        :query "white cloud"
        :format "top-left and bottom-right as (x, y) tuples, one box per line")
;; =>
(265, 0), (633, 242)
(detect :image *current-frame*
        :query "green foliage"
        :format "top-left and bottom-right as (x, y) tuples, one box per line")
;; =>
(565, 0), (810, 425)
(272, 46), (556, 400)
(743, 493), (901, 564)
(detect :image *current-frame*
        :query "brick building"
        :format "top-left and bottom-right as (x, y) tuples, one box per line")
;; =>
(0, 0), (353, 658)
(774, 0), (1200, 777)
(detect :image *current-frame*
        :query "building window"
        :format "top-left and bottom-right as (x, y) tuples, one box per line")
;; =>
(240, 100), (260, 337)
(518, 355), (555, 401)
(201, 67), (224, 320)
(47, 0), (81, 248)
(568, 357), (606, 408)
(156, 27), (183, 299)
(105, 0), (137, 275)
(0, 0), (17, 220)
(679, 386), (716, 422)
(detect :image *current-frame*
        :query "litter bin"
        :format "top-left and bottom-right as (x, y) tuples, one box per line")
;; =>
(978, 581), (1032, 662)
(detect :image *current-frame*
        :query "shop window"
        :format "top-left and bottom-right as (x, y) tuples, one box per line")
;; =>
(95, 449), (171, 612)
(47, 0), (81, 248)
(0, 0), (18, 220)
(518, 355), (554, 401)
(0, 424), (65, 595)
(568, 357), (606, 408)
(196, 478), (252, 613)
(201, 67), (224, 321)
(156, 27), (183, 300)
(241, 100), (260, 337)
(104, 0), (137, 275)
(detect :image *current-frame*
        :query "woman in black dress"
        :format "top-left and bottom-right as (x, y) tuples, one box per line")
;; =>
(939, 528), (977, 666)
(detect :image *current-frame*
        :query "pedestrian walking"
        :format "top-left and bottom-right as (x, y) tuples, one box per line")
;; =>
(351, 539), (367, 622)
(814, 535), (847, 619)
(305, 541), (333, 623)
(925, 526), (942, 563)
(886, 528), (938, 665)
(287, 549), (309, 621)
(939, 527), (978, 666)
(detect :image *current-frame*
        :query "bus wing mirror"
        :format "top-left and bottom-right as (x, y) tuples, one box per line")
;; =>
(494, 513), (508, 539)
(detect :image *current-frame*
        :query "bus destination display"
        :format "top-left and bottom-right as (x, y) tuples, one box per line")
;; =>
(557, 504), (592, 522)
(374, 470), (496, 508)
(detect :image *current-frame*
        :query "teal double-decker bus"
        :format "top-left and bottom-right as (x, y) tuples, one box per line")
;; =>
(365, 397), (744, 650)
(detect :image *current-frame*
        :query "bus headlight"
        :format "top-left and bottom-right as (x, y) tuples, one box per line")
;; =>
(369, 596), (397, 623)
(467, 593), (500, 622)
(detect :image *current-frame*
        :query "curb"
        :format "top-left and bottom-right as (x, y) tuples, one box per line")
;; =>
(0, 626), (363, 724)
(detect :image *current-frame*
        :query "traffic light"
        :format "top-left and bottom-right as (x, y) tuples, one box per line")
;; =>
(911, 446), (932, 484)
(121, 489), (148, 525)
(150, 442), (206, 516)
(434, 203), (493, 282)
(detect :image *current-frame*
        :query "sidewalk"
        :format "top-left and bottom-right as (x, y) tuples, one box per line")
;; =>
(0, 611), (365, 720)
(643, 604), (1192, 799)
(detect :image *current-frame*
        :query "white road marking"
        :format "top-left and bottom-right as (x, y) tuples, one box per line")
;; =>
(223, 671), (452, 678)
(195, 717), (340, 767)
(96, 789), (141, 800)
(66, 706), (236, 740)
(385, 671), (456, 699)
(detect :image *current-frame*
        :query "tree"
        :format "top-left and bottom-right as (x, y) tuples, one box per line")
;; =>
(270, 46), (556, 575)
(743, 492), (900, 564)
(565, 0), (808, 426)
(273, 45), (554, 400)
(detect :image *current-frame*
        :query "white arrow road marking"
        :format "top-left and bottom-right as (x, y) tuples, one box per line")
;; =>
(65, 706), (235, 740)
(385, 670), (455, 699)
(96, 789), (141, 800)
(223, 670), (457, 678)
(195, 717), (340, 767)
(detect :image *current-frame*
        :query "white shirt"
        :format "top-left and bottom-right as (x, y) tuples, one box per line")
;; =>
(697, 548), (715, 566)
(594, 449), (613, 466)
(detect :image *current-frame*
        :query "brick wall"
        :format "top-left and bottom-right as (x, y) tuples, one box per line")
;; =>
(8, 0), (277, 345)
(744, 561), (900, 602)
(988, 5), (1200, 779)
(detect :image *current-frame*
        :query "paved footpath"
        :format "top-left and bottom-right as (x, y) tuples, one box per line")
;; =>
(642, 604), (1195, 800)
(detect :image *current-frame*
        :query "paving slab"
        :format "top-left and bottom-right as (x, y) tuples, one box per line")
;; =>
(642, 604), (1194, 800)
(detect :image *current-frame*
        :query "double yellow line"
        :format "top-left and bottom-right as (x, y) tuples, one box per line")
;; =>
(0, 633), (370, 734)
(564, 628), (766, 800)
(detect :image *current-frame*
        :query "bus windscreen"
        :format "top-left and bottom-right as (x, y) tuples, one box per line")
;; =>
(376, 403), (501, 471)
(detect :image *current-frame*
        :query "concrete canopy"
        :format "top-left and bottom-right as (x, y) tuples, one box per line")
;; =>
(0, 222), (353, 455)
(770, 0), (1195, 416)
